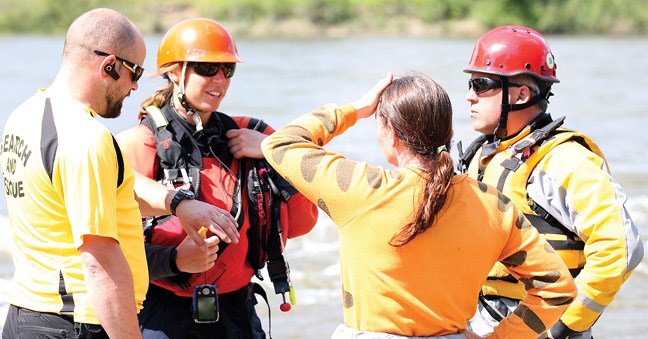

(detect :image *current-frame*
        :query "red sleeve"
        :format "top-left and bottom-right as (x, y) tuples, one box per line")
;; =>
(281, 194), (318, 242)
(115, 124), (158, 179)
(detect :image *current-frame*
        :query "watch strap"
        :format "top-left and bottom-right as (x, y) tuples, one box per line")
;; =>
(170, 189), (194, 216)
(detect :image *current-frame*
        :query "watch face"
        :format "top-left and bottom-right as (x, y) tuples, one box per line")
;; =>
(181, 189), (195, 199)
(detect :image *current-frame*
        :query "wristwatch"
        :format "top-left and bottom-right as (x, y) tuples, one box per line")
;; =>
(170, 189), (195, 216)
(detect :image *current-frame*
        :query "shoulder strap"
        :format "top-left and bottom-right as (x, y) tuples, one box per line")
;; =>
(500, 116), (566, 173)
(143, 105), (195, 190)
(512, 116), (565, 155)
(143, 105), (181, 169)
(247, 117), (265, 131)
(218, 112), (241, 131)
(457, 134), (487, 174)
(145, 105), (169, 129)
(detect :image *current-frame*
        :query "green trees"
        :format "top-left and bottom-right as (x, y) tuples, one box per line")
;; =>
(0, 0), (646, 35)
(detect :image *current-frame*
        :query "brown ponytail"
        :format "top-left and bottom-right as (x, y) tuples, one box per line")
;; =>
(376, 75), (455, 246)
(137, 64), (180, 119)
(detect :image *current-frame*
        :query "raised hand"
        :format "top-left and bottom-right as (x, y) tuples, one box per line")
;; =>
(352, 73), (394, 119)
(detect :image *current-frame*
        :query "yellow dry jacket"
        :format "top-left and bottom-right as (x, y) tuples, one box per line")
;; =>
(460, 114), (644, 332)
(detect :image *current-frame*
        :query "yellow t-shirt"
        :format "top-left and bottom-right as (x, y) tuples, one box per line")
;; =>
(262, 103), (576, 338)
(0, 90), (148, 324)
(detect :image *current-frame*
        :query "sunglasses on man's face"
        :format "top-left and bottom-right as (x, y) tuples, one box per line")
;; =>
(188, 62), (236, 79)
(94, 50), (144, 82)
(468, 77), (521, 94)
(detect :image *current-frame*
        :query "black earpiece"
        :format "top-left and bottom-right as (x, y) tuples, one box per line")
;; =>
(104, 63), (120, 81)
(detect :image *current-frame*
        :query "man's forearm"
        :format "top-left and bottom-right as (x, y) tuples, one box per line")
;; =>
(133, 170), (174, 216)
(133, 168), (240, 246)
(80, 235), (142, 339)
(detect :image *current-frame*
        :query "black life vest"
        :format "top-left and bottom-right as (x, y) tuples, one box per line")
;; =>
(141, 104), (295, 301)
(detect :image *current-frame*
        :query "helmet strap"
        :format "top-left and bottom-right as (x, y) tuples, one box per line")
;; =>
(496, 77), (545, 139)
(175, 62), (204, 131)
(177, 62), (192, 113)
(495, 78), (511, 139)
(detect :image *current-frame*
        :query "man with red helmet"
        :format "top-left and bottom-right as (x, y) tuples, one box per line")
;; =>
(459, 25), (644, 338)
(117, 18), (318, 338)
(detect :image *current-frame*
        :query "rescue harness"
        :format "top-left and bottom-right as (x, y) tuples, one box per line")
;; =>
(457, 114), (604, 321)
(141, 104), (297, 317)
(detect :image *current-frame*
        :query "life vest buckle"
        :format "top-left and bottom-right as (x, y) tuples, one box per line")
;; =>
(266, 258), (290, 294)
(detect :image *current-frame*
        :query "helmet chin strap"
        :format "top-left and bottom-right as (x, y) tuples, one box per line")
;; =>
(495, 77), (544, 140)
(175, 62), (204, 132)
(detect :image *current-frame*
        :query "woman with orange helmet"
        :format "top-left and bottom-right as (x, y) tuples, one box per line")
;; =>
(116, 18), (318, 338)
(459, 25), (644, 339)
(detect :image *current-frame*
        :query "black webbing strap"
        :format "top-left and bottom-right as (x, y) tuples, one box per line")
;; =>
(250, 282), (273, 339)
(478, 292), (506, 322)
(457, 134), (487, 174)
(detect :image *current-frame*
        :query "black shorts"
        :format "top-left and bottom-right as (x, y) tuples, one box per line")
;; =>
(2, 304), (108, 339)
(139, 283), (265, 339)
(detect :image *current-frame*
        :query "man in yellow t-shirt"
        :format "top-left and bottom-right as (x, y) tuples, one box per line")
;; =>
(0, 8), (148, 338)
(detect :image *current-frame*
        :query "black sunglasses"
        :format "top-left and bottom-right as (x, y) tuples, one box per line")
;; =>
(94, 50), (144, 82)
(468, 77), (521, 94)
(188, 62), (236, 79)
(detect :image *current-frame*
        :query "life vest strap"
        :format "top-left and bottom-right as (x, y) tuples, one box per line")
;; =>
(145, 105), (169, 130)
(513, 116), (565, 154)
(266, 258), (290, 294)
(457, 135), (487, 174)
(250, 282), (274, 338)
(478, 292), (507, 322)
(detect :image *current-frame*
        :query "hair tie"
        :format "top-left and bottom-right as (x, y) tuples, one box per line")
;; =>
(436, 145), (447, 153)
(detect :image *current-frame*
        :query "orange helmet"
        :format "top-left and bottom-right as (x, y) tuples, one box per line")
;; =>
(157, 18), (242, 71)
(464, 25), (559, 83)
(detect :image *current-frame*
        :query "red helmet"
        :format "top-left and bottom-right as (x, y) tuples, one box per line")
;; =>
(157, 18), (241, 71)
(464, 25), (559, 83)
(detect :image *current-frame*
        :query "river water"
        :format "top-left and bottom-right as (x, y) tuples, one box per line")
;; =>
(0, 35), (646, 338)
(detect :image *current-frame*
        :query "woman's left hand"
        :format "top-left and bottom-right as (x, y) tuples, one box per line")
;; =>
(226, 128), (267, 159)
